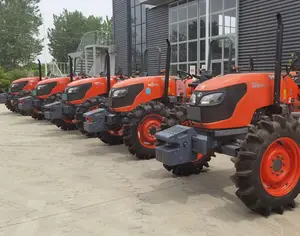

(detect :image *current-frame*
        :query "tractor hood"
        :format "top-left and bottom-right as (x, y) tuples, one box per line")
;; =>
(12, 77), (40, 84)
(112, 76), (175, 89)
(195, 72), (275, 91)
(36, 77), (70, 85)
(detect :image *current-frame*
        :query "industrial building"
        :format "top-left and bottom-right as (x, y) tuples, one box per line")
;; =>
(112, 0), (300, 76)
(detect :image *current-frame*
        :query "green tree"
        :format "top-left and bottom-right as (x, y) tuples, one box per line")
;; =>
(48, 10), (112, 62)
(0, 0), (43, 70)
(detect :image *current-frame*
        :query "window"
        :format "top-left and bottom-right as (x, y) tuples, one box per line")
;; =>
(188, 3), (197, 18)
(188, 19), (197, 40)
(169, 0), (237, 75)
(211, 0), (223, 13)
(131, 1), (148, 73)
(224, 0), (236, 9)
(189, 42), (197, 61)
(179, 43), (187, 62)
(179, 22), (187, 41)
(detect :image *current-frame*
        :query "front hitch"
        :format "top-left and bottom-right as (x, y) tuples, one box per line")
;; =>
(18, 96), (34, 112)
(0, 93), (8, 104)
(155, 125), (213, 166)
(44, 101), (64, 120)
(83, 108), (110, 133)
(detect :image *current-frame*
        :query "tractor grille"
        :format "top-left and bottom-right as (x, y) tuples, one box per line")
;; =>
(36, 82), (57, 96)
(11, 81), (28, 93)
(65, 83), (92, 101)
(111, 84), (144, 108)
(195, 83), (247, 123)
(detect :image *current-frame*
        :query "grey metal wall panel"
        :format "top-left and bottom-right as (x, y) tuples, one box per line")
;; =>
(238, 0), (300, 72)
(146, 5), (169, 75)
(113, 0), (129, 75)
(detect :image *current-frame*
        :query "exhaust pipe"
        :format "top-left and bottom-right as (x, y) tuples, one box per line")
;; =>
(37, 59), (42, 81)
(69, 56), (73, 82)
(274, 13), (283, 109)
(105, 50), (111, 94)
(163, 39), (171, 105)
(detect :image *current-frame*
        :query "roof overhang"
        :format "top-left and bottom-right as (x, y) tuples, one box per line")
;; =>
(143, 0), (176, 7)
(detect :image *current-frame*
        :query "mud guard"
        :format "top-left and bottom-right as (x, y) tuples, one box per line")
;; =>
(44, 101), (64, 120)
(83, 108), (110, 133)
(18, 96), (34, 111)
(155, 125), (213, 166)
(0, 93), (8, 104)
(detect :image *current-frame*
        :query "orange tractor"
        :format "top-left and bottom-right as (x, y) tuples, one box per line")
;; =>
(82, 39), (221, 158)
(0, 60), (43, 114)
(43, 51), (127, 132)
(18, 56), (78, 121)
(155, 13), (300, 216)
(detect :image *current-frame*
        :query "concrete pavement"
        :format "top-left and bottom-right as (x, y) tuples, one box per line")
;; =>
(0, 105), (300, 236)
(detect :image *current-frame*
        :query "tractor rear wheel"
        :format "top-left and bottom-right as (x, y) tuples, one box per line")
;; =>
(123, 101), (166, 159)
(75, 96), (106, 137)
(231, 114), (300, 216)
(161, 106), (212, 176)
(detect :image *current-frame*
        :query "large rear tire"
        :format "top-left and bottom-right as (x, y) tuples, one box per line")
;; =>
(161, 106), (212, 176)
(75, 96), (106, 137)
(231, 115), (300, 216)
(123, 101), (166, 160)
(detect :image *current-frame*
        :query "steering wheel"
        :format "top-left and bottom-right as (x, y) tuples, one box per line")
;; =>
(177, 70), (193, 80)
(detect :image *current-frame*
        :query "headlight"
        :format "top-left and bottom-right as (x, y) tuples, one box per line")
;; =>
(37, 85), (47, 90)
(199, 93), (224, 106)
(190, 93), (197, 105)
(68, 87), (79, 94)
(112, 88), (128, 98)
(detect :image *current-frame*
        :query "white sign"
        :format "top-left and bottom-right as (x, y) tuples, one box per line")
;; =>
(189, 65), (196, 75)
(201, 64), (207, 70)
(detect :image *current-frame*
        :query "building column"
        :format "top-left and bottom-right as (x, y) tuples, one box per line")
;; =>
(93, 46), (97, 76)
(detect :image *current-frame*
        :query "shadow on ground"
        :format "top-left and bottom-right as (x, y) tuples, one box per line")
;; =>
(139, 168), (263, 222)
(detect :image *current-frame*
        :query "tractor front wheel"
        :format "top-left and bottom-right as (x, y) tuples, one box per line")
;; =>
(97, 130), (123, 146)
(53, 119), (77, 131)
(75, 96), (106, 137)
(123, 101), (166, 159)
(231, 114), (300, 216)
(161, 106), (212, 176)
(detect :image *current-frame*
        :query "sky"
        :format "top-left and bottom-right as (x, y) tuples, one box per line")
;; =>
(37, 0), (113, 63)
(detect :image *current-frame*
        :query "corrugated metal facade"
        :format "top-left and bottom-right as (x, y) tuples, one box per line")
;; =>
(146, 5), (169, 76)
(238, 0), (300, 72)
(113, 0), (129, 75)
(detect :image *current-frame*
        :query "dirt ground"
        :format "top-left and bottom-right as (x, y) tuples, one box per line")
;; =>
(0, 105), (300, 236)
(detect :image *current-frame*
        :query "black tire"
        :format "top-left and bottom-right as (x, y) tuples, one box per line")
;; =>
(5, 100), (15, 112)
(53, 119), (77, 131)
(231, 115), (300, 216)
(74, 96), (107, 137)
(31, 93), (63, 121)
(97, 130), (123, 145)
(123, 101), (167, 160)
(160, 105), (212, 176)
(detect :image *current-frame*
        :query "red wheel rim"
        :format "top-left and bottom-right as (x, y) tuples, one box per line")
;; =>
(63, 119), (74, 124)
(137, 114), (163, 149)
(260, 137), (300, 197)
(108, 129), (123, 137)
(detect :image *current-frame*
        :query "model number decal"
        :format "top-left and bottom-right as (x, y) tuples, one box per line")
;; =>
(251, 82), (265, 89)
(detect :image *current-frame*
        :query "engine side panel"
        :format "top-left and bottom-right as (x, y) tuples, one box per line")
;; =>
(112, 76), (176, 112)
(66, 78), (119, 105)
(194, 73), (298, 129)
